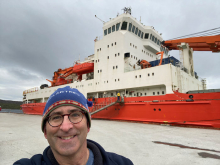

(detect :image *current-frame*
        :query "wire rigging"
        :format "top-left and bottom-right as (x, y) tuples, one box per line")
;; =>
(167, 27), (220, 41)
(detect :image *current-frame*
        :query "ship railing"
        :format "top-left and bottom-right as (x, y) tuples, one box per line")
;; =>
(92, 97), (117, 112)
(23, 87), (39, 95)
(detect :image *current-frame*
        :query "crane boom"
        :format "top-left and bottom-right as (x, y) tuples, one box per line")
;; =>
(163, 35), (220, 52)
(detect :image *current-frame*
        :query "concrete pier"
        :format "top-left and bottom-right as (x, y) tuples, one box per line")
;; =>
(0, 113), (220, 165)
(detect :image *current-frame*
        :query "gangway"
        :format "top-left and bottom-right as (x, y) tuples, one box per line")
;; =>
(90, 98), (124, 115)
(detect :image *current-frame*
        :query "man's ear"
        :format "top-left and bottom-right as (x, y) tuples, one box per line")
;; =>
(44, 127), (47, 139)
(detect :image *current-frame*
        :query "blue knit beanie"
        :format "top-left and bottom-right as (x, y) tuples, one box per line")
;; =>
(41, 86), (92, 132)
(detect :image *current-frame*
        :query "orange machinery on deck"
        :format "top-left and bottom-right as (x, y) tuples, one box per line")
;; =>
(47, 62), (94, 87)
(163, 35), (220, 52)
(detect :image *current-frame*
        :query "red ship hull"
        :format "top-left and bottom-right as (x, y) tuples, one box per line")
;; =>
(21, 103), (46, 115)
(21, 91), (220, 128)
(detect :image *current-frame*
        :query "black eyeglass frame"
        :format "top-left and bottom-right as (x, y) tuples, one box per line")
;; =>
(47, 110), (86, 127)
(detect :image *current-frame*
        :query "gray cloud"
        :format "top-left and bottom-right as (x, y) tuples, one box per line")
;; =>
(0, 0), (219, 101)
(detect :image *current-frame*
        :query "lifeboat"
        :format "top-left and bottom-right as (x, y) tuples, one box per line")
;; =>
(72, 62), (94, 74)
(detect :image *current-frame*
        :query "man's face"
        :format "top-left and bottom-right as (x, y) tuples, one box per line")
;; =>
(44, 106), (90, 157)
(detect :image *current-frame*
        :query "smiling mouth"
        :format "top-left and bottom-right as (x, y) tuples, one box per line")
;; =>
(59, 135), (76, 140)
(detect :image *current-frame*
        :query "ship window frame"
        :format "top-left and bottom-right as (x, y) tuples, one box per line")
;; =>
(157, 40), (160, 45)
(141, 32), (144, 39)
(116, 22), (121, 31)
(113, 66), (115, 69)
(157, 92), (160, 95)
(150, 34), (152, 40)
(144, 33), (149, 39)
(104, 29), (107, 36)
(112, 25), (115, 32)
(138, 30), (141, 37)
(107, 56), (109, 59)
(162, 91), (165, 94)
(152, 35), (155, 41)
(128, 23), (132, 32)
(152, 73), (154, 76)
(121, 21), (128, 30)
(108, 27), (111, 34)
(116, 65), (118, 69)
(135, 27), (138, 35)
(153, 92), (155, 95)
(118, 53), (120, 56)
(155, 37), (157, 43)
(132, 25), (135, 33)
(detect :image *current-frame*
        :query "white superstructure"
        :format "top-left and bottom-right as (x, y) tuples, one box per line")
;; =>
(23, 8), (203, 103)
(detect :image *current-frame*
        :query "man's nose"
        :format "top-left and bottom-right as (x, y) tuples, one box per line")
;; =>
(59, 116), (73, 131)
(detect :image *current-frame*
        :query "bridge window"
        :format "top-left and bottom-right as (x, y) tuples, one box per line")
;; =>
(128, 23), (132, 32)
(157, 40), (160, 45)
(141, 32), (144, 38)
(135, 27), (138, 35)
(108, 27), (111, 34)
(121, 21), (128, 30)
(162, 91), (165, 94)
(152, 35), (155, 41)
(157, 92), (160, 95)
(153, 92), (155, 95)
(138, 30), (141, 37)
(104, 29), (107, 36)
(112, 25), (115, 32)
(155, 37), (157, 43)
(132, 25), (135, 33)
(116, 23), (120, 31)
(145, 33), (149, 39)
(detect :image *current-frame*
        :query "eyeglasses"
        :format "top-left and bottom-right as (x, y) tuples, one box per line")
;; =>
(47, 110), (85, 127)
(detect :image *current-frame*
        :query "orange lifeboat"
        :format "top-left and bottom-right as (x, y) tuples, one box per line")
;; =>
(72, 62), (94, 74)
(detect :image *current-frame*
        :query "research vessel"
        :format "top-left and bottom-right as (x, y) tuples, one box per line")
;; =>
(21, 8), (220, 128)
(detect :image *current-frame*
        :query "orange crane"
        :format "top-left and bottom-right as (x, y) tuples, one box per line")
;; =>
(46, 67), (74, 87)
(163, 35), (220, 52)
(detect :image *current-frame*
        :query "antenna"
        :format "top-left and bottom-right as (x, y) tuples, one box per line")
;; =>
(122, 7), (131, 15)
(95, 15), (105, 24)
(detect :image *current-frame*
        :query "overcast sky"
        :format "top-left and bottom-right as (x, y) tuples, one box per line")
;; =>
(0, 0), (219, 101)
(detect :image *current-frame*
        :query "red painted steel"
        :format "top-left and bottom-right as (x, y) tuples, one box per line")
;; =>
(21, 91), (220, 128)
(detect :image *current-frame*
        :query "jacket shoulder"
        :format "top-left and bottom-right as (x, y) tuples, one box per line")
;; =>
(13, 154), (48, 165)
(106, 152), (134, 165)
